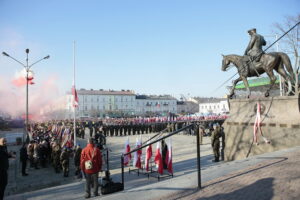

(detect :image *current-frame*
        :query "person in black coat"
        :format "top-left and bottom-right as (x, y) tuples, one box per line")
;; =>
(0, 138), (13, 200)
(74, 145), (82, 177)
(20, 143), (29, 176)
(161, 140), (168, 170)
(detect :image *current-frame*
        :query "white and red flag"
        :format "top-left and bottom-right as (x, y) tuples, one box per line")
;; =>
(123, 137), (132, 166)
(61, 128), (70, 147)
(154, 140), (163, 174)
(145, 139), (153, 171)
(253, 102), (270, 145)
(165, 138), (173, 174)
(133, 136), (142, 169)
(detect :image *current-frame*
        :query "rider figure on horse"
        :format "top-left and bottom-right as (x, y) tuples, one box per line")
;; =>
(243, 28), (266, 76)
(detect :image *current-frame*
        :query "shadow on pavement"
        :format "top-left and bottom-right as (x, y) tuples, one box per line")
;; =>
(204, 157), (287, 188)
(174, 178), (274, 200)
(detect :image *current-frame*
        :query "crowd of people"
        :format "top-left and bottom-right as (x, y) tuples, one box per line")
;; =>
(74, 115), (227, 138)
(0, 115), (226, 199)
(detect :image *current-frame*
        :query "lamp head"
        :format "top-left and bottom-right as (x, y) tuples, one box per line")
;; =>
(44, 55), (50, 59)
(26, 49), (29, 54)
(2, 52), (9, 57)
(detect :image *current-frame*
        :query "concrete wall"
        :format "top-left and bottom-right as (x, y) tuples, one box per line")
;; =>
(223, 95), (300, 161)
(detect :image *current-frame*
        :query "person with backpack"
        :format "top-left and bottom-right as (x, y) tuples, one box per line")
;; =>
(80, 138), (102, 199)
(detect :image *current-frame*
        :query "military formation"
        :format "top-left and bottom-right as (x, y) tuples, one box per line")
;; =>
(6, 115), (226, 181)
(74, 117), (226, 139)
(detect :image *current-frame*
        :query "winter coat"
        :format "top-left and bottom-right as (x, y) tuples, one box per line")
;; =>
(80, 144), (102, 174)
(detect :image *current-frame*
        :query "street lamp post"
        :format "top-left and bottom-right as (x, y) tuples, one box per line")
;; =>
(2, 49), (50, 141)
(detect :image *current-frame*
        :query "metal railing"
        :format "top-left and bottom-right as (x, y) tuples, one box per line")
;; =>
(120, 123), (202, 190)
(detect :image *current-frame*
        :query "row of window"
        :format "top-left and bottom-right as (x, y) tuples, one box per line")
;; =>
(78, 105), (132, 111)
(79, 95), (135, 103)
(200, 104), (226, 110)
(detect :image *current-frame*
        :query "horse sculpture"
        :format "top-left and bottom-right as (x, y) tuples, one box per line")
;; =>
(221, 52), (295, 98)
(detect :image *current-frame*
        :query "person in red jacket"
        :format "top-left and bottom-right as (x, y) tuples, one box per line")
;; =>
(80, 138), (102, 199)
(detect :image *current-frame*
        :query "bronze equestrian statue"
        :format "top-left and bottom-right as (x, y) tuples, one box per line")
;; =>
(221, 28), (295, 98)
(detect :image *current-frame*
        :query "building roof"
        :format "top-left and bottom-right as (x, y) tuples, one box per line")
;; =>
(136, 95), (177, 100)
(194, 97), (226, 104)
(77, 89), (135, 96)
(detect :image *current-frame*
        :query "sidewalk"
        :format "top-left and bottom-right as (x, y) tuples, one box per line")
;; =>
(5, 145), (300, 200)
(162, 146), (300, 200)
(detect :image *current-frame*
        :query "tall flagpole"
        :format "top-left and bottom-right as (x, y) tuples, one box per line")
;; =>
(73, 41), (77, 147)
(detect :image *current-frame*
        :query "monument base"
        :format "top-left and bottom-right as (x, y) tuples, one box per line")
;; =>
(223, 95), (300, 161)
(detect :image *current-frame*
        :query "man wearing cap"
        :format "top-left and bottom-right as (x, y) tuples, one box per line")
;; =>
(243, 28), (266, 76)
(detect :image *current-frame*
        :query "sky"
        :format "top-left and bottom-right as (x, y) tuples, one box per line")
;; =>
(0, 0), (299, 101)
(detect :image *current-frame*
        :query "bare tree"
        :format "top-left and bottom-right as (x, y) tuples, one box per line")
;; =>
(272, 14), (300, 93)
(273, 15), (300, 70)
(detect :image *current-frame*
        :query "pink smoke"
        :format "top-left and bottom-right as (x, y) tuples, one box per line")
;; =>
(12, 76), (35, 86)
(11, 69), (34, 86)
(0, 74), (65, 121)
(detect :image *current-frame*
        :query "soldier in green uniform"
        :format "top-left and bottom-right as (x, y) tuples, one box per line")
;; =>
(60, 147), (69, 177)
(74, 144), (82, 177)
(220, 126), (225, 161)
(51, 142), (61, 173)
(211, 124), (221, 162)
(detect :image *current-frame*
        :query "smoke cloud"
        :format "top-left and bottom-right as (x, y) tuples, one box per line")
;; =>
(11, 68), (35, 86)
(0, 74), (65, 121)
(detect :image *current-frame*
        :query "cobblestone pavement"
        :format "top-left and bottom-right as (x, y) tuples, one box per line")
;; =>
(160, 147), (300, 200)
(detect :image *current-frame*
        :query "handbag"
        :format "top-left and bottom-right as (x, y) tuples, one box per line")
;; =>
(85, 148), (96, 170)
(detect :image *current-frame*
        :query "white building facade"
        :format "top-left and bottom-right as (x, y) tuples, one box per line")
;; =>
(67, 89), (136, 118)
(135, 95), (177, 116)
(66, 90), (177, 118)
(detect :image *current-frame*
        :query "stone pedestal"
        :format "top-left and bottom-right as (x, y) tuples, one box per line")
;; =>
(224, 95), (300, 161)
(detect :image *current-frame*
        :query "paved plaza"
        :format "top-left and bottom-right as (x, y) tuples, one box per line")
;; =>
(2, 129), (300, 200)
